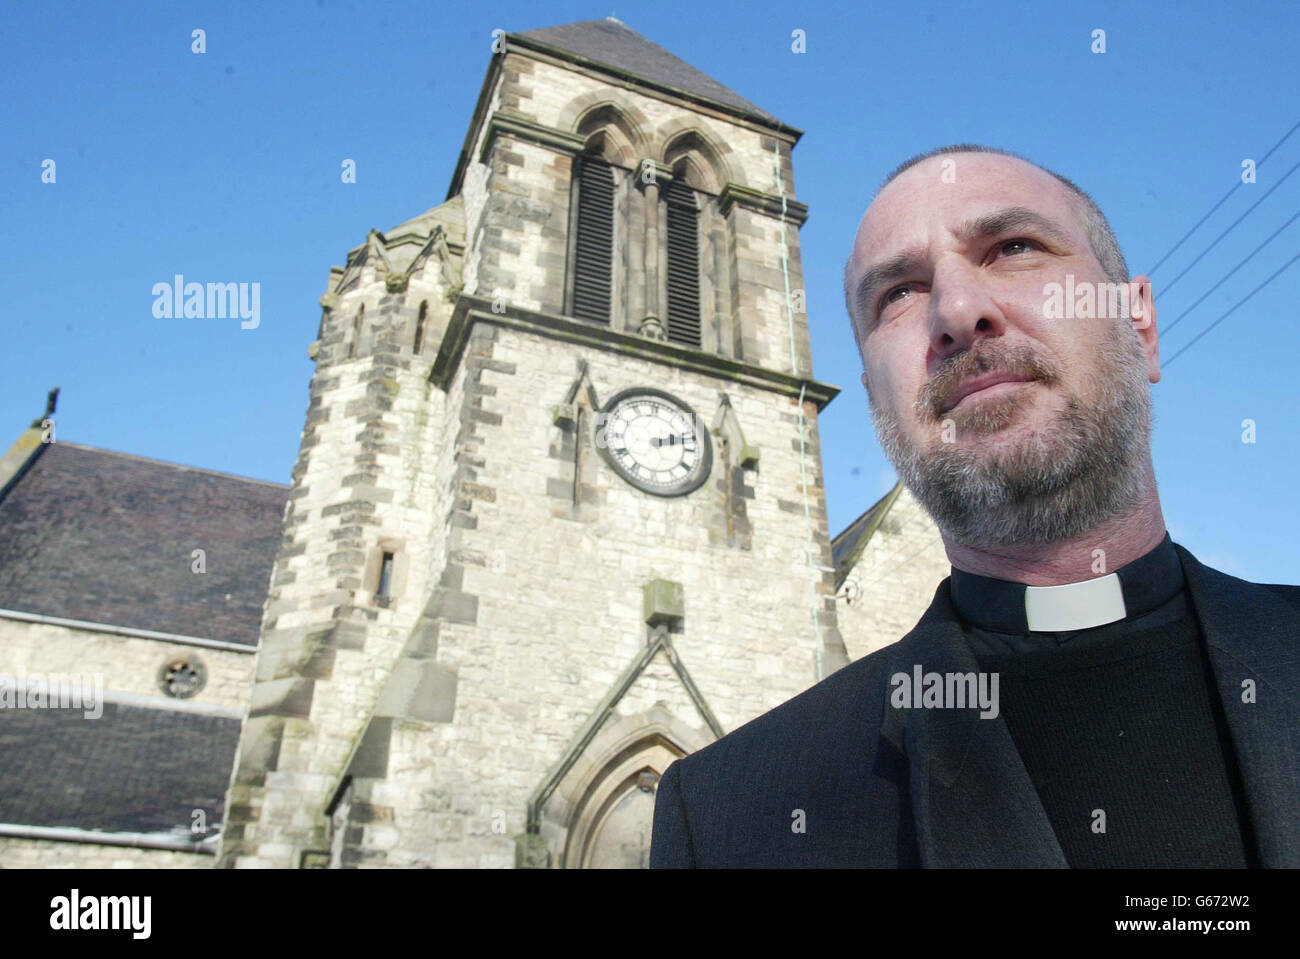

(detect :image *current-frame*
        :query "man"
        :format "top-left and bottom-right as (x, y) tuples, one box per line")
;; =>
(649, 145), (1300, 868)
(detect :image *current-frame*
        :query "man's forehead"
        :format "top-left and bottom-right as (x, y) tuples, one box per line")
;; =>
(853, 153), (1080, 265)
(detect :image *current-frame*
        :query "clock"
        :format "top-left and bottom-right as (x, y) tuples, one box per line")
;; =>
(595, 387), (712, 497)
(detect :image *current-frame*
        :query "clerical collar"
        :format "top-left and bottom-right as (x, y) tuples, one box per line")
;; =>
(949, 533), (1183, 634)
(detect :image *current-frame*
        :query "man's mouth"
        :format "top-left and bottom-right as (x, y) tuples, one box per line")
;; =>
(940, 371), (1037, 414)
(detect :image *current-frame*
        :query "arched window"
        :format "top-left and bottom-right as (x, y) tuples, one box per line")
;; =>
(569, 154), (615, 324)
(664, 179), (702, 348)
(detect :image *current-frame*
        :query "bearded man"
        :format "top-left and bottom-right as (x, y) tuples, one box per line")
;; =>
(649, 145), (1300, 868)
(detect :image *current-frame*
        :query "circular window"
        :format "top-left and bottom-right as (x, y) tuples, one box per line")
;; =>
(158, 655), (207, 699)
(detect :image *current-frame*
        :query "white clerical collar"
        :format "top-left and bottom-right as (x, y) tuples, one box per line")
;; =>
(1023, 574), (1126, 632)
(948, 534), (1183, 635)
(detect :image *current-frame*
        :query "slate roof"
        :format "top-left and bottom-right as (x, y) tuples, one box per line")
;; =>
(0, 442), (286, 646)
(0, 700), (239, 836)
(831, 481), (903, 591)
(513, 18), (782, 126)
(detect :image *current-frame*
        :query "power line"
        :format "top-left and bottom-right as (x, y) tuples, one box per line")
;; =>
(1161, 206), (1300, 336)
(1162, 248), (1300, 368)
(1159, 155), (1300, 298)
(1147, 118), (1300, 277)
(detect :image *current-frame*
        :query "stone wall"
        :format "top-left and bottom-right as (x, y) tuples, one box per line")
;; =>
(0, 617), (252, 710)
(220, 34), (841, 870)
(335, 317), (843, 868)
(466, 51), (814, 377)
(0, 836), (211, 868)
(218, 253), (456, 866)
(836, 486), (950, 660)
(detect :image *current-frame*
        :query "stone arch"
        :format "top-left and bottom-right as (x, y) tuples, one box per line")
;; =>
(539, 704), (712, 868)
(560, 95), (652, 167)
(673, 159), (712, 196)
(565, 740), (674, 868)
(660, 124), (738, 194)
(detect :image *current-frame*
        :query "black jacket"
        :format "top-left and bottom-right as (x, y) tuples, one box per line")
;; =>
(649, 545), (1300, 867)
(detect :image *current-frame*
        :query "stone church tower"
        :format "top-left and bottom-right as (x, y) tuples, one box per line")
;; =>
(218, 17), (852, 869)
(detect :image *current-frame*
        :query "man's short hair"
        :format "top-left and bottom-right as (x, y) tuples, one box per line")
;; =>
(844, 144), (1130, 339)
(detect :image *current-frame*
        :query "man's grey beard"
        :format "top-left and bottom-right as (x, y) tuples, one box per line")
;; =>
(868, 322), (1152, 550)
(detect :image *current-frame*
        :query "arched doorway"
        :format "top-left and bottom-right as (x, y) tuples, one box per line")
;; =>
(560, 731), (684, 868)
(581, 768), (660, 868)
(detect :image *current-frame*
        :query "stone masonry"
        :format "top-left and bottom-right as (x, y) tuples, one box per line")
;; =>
(216, 21), (925, 870)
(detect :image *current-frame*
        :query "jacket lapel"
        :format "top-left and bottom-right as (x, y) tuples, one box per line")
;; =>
(1177, 545), (1300, 867)
(883, 549), (1300, 868)
(880, 584), (1068, 868)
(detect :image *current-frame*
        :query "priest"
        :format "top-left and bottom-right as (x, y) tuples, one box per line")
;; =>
(649, 144), (1299, 868)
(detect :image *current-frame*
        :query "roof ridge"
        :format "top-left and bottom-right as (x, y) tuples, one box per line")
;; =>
(832, 481), (905, 592)
(54, 442), (289, 489)
(832, 481), (901, 545)
(511, 18), (783, 128)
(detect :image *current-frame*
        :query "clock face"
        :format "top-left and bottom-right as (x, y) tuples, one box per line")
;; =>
(596, 388), (712, 497)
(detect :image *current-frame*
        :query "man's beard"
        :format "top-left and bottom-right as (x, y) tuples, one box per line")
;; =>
(868, 322), (1152, 550)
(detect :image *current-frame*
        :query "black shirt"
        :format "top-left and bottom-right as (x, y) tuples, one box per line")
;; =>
(948, 535), (1257, 867)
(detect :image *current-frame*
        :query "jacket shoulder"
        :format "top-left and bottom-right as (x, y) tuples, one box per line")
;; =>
(654, 637), (923, 867)
(677, 639), (908, 774)
(1176, 542), (1300, 611)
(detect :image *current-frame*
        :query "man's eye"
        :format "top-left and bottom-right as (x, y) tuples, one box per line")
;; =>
(999, 238), (1035, 257)
(882, 284), (914, 306)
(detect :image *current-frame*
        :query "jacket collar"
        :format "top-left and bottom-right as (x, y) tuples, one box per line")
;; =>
(880, 543), (1300, 867)
(879, 583), (1068, 867)
(1175, 544), (1300, 867)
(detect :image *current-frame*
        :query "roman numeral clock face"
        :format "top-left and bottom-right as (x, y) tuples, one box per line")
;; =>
(596, 388), (712, 496)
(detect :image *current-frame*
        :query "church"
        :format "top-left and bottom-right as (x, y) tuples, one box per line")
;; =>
(0, 18), (950, 868)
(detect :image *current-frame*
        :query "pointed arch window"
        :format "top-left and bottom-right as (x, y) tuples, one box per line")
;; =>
(664, 179), (702, 348)
(569, 154), (615, 324)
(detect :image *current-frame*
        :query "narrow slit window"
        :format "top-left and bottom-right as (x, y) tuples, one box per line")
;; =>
(349, 304), (364, 359)
(413, 301), (427, 355)
(377, 551), (395, 598)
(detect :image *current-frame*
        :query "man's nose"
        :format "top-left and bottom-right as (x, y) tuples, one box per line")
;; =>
(927, 258), (1007, 358)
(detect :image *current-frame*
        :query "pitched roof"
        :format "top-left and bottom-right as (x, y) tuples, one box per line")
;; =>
(0, 700), (239, 837)
(0, 442), (285, 646)
(512, 18), (782, 126)
(831, 481), (903, 591)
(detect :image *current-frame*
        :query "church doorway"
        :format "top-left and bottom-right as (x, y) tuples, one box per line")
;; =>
(579, 768), (660, 868)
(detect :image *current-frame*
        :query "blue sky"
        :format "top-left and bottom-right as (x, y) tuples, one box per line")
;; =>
(4, 0), (1298, 584)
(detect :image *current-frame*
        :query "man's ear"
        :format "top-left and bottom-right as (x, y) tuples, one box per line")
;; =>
(860, 369), (875, 403)
(1130, 274), (1160, 383)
